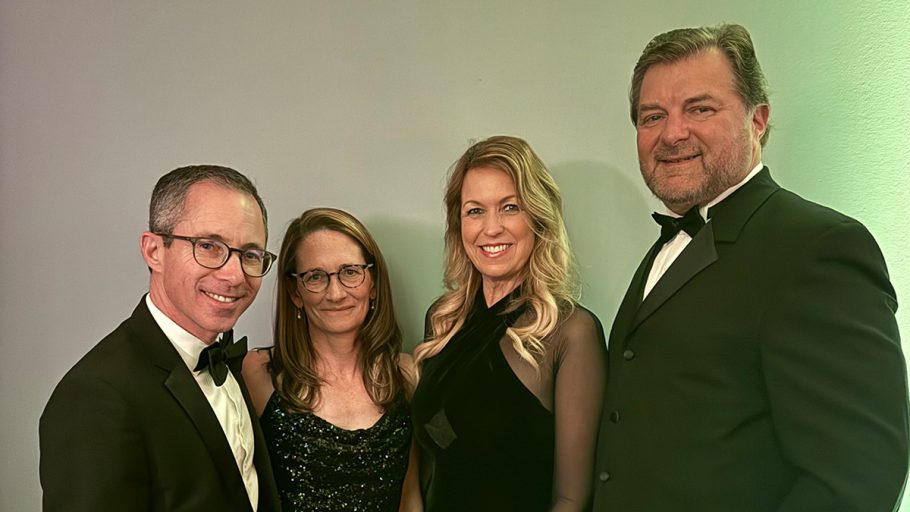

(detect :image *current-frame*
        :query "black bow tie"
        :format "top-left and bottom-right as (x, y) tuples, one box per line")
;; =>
(193, 333), (248, 386)
(652, 207), (705, 245)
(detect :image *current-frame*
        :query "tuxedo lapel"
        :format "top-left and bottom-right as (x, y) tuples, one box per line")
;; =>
(231, 363), (280, 512)
(164, 368), (251, 506)
(128, 299), (252, 510)
(614, 167), (780, 347)
(629, 224), (717, 334)
(609, 241), (661, 348)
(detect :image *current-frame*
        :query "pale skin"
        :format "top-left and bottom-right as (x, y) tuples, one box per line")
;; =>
(140, 181), (266, 344)
(242, 229), (421, 511)
(636, 49), (769, 215)
(460, 166), (535, 306)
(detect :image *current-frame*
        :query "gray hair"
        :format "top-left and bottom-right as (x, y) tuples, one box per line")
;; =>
(148, 164), (268, 241)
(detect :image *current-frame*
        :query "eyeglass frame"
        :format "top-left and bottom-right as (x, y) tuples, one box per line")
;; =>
(154, 233), (277, 277)
(288, 263), (374, 293)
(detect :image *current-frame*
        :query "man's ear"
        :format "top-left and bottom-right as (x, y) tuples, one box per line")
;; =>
(751, 103), (770, 143)
(140, 231), (164, 272)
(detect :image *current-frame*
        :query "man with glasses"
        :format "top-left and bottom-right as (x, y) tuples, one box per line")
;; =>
(40, 165), (281, 512)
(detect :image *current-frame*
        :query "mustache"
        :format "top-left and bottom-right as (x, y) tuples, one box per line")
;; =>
(654, 144), (702, 160)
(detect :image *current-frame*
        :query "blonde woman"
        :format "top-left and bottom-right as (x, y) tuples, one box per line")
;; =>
(412, 136), (607, 511)
(243, 208), (420, 511)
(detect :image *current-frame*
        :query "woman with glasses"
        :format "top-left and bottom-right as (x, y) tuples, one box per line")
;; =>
(242, 208), (420, 512)
(411, 136), (608, 511)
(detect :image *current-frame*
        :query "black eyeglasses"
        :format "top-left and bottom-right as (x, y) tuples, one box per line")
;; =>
(156, 233), (277, 277)
(289, 264), (374, 293)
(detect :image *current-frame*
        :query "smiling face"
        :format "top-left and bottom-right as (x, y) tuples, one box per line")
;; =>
(460, 166), (534, 302)
(142, 181), (266, 343)
(291, 229), (374, 343)
(635, 49), (768, 214)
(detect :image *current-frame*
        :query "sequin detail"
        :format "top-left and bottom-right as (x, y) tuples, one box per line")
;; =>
(261, 393), (412, 512)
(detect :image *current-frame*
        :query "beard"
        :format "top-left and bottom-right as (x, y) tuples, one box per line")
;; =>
(640, 133), (754, 213)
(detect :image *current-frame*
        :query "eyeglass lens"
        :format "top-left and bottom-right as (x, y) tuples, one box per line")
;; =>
(192, 238), (272, 277)
(301, 265), (368, 292)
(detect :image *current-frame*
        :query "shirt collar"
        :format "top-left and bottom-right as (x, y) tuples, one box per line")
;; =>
(145, 294), (221, 372)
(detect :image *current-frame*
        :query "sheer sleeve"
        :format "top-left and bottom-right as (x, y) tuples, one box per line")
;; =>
(550, 306), (608, 512)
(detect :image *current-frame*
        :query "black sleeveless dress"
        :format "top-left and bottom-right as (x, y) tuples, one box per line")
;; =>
(411, 292), (555, 511)
(260, 392), (412, 512)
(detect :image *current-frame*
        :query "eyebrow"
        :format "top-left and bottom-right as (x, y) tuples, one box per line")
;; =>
(683, 93), (717, 106)
(462, 195), (519, 207)
(196, 233), (265, 251)
(300, 263), (363, 273)
(639, 94), (719, 114)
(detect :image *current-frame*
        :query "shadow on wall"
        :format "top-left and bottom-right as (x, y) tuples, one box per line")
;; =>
(550, 160), (654, 341)
(364, 214), (445, 352)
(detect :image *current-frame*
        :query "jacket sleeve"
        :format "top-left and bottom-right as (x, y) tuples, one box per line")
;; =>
(40, 371), (151, 512)
(761, 220), (909, 511)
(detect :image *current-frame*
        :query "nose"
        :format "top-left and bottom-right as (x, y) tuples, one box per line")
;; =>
(660, 113), (690, 146)
(324, 274), (346, 301)
(482, 211), (505, 236)
(214, 251), (246, 285)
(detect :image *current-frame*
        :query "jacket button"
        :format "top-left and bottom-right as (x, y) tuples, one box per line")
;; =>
(623, 349), (635, 360)
(609, 410), (620, 423)
(598, 471), (610, 482)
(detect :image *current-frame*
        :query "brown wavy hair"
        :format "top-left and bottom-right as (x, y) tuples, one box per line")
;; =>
(270, 208), (407, 412)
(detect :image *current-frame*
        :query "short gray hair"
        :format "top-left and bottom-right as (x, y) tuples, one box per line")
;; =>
(148, 165), (268, 241)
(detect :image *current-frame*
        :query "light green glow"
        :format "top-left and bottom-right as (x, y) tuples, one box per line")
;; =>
(759, 0), (910, 358)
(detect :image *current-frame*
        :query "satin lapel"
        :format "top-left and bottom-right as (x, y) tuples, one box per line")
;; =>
(609, 241), (662, 349)
(231, 362), (280, 512)
(709, 167), (780, 243)
(128, 299), (250, 509)
(622, 167), (780, 338)
(629, 223), (718, 334)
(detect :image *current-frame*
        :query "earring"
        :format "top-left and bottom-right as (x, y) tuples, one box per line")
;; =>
(296, 308), (302, 320)
(370, 300), (375, 311)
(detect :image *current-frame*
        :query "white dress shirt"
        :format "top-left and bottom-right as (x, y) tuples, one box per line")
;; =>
(643, 162), (764, 299)
(146, 295), (259, 510)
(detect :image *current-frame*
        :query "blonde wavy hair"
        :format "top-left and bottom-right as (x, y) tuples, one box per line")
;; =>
(414, 135), (579, 371)
(271, 208), (408, 412)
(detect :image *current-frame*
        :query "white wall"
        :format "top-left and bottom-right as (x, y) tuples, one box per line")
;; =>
(2, 1), (907, 510)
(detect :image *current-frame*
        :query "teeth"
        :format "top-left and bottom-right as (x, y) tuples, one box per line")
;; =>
(481, 244), (509, 254)
(205, 291), (238, 303)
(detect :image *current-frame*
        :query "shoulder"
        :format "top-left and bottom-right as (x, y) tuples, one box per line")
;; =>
(60, 316), (148, 386)
(398, 351), (415, 369)
(241, 347), (272, 377)
(547, 304), (607, 360)
(759, 189), (887, 264)
(560, 304), (606, 340)
(764, 188), (871, 237)
(42, 321), (143, 426)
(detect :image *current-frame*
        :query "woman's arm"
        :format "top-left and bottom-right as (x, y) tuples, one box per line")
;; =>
(240, 347), (275, 417)
(398, 352), (424, 512)
(399, 437), (424, 512)
(550, 308), (608, 512)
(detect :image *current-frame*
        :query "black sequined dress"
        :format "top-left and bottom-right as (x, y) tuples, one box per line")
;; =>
(260, 392), (412, 512)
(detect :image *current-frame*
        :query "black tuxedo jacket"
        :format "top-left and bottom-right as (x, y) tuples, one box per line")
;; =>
(40, 298), (281, 512)
(594, 169), (908, 511)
